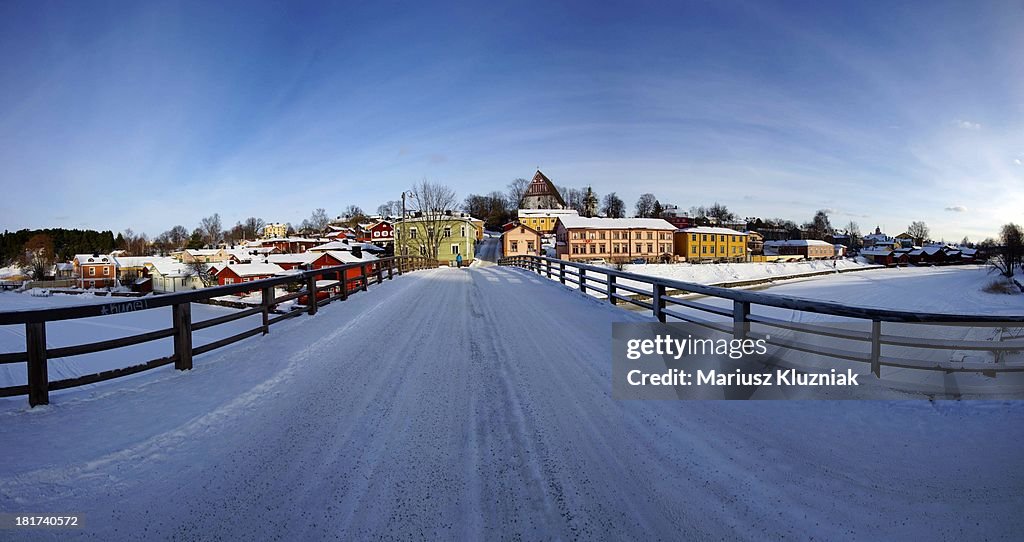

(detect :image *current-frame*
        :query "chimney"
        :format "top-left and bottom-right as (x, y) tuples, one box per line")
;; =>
(352, 245), (362, 258)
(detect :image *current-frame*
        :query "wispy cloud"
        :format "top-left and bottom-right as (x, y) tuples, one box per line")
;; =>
(955, 120), (981, 130)
(945, 205), (967, 212)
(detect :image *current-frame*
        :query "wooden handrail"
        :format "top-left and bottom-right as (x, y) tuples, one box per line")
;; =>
(0, 256), (431, 407)
(498, 255), (1024, 381)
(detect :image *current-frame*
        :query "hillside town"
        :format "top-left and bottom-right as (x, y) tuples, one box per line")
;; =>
(0, 169), (1015, 297)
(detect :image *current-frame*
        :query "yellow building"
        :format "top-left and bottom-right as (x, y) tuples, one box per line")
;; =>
(674, 227), (748, 263)
(517, 209), (579, 234)
(263, 222), (288, 239)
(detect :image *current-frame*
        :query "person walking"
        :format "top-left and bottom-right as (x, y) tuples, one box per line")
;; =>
(456, 253), (463, 268)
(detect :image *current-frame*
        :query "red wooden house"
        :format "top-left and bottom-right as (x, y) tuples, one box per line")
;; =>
(215, 263), (286, 286)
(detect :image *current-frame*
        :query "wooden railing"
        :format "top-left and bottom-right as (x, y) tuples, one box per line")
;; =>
(499, 255), (1024, 380)
(0, 256), (439, 407)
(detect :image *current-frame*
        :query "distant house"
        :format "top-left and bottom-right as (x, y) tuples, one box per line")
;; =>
(309, 239), (386, 255)
(366, 220), (395, 249)
(179, 249), (224, 264)
(895, 232), (915, 248)
(763, 239), (835, 260)
(859, 247), (907, 266)
(52, 263), (74, 279)
(746, 231), (765, 255)
(146, 260), (207, 293)
(862, 227), (898, 250)
(502, 222), (542, 257)
(262, 223), (289, 239)
(675, 227), (748, 263)
(214, 263), (288, 286)
(73, 254), (118, 289)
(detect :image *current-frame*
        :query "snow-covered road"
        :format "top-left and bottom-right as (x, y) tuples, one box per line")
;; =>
(1, 267), (1021, 540)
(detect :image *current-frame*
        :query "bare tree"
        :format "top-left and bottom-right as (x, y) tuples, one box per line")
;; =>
(20, 233), (55, 280)
(635, 193), (658, 218)
(306, 208), (330, 232)
(991, 223), (1023, 278)
(507, 178), (529, 209)
(805, 210), (833, 240)
(845, 221), (862, 250)
(907, 221), (930, 245)
(200, 214), (222, 246)
(601, 192), (626, 218)
(399, 180), (458, 259)
(377, 200), (402, 219)
(167, 225), (189, 249)
(242, 217), (265, 240)
(343, 205), (364, 219)
(185, 260), (216, 287)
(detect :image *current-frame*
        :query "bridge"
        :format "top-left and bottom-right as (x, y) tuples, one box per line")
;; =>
(0, 258), (1022, 539)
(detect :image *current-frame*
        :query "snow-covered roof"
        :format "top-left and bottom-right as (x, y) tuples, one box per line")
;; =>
(326, 250), (379, 264)
(217, 263), (286, 277)
(859, 247), (893, 256)
(74, 254), (116, 265)
(558, 216), (677, 230)
(146, 260), (190, 277)
(185, 249), (219, 256)
(763, 239), (833, 247)
(310, 240), (385, 252)
(265, 253), (321, 265)
(518, 208), (580, 218)
(679, 227), (749, 236)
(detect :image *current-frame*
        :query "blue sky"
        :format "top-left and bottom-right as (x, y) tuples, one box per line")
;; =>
(1, 0), (1021, 241)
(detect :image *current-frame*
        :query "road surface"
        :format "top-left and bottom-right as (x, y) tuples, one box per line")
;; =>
(472, 231), (502, 266)
(0, 267), (1021, 540)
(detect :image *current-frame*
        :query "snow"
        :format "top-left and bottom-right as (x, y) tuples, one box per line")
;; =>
(607, 259), (878, 287)
(217, 262), (287, 277)
(0, 291), (261, 388)
(679, 226), (748, 235)
(0, 267), (1020, 539)
(764, 239), (833, 247)
(557, 216), (677, 230)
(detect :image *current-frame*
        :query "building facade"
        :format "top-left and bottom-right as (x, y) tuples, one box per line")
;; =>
(554, 217), (676, 263)
(674, 228), (749, 263)
(502, 223), (542, 257)
(517, 208), (579, 234)
(394, 214), (477, 265)
(73, 254), (118, 288)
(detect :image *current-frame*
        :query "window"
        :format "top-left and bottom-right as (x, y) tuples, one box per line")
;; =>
(225, 278), (234, 285)
(599, 243), (605, 253)
(451, 244), (460, 255)
(710, 246), (716, 253)
(589, 244), (596, 254)
(692, 246), (697, 254)
(702, 246), (707, 253)
(89, 267), (96, 276)
(511, 240), (519, 252)
(461, 226), (466, 237)
(720, 235), (725, 242)
(410, 227), (418, 240)
(635, 244), (642, 253)
(702, 234), (707, 241)
(427, 227), (434, 238)
(599, 231), (606, 240)
(526, 241), (535, 251)
(420, 246), (427, 256)
(102, 267), (109, 276)
(572, 245), (580, 254)
(646, 232), (653, 240)
(647, 243), (653, 253)
(444, 227), (451, 238)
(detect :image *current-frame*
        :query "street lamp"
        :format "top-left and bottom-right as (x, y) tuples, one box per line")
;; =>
(399, 191), (414, 257)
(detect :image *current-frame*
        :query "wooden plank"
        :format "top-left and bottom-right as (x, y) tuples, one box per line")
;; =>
(192, 327), (264, 356)
(173, 303), (193, 371)
(653, 284), (666, 322)
(192, 307), (262, 331)
(870, 320), (881, 378)
(26, 322), (48, 407)
(262, 286), (274, 335)
(48, 327), (176, 358)
(0, 351), (28, 365)
(49, 356), (175, 391)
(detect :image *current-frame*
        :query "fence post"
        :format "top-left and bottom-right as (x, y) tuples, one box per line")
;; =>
(261, 286), (274, 334)
(653, 284), (666, 322)
(388, 260), (394, 280)
(733, 301), (749, 340)
(559, 262), (566, 285)
(870, 320), (881, 378)
(545, 259), (552, 279)
(360, 265), (369, 292)
(376, 264), (383, 284)
(307, 275), (318, 315)
(173, 303), (193, 371)
(608, 275), (617, 305)
(26, 322), (48, 407)
(579, 268), (588, 295)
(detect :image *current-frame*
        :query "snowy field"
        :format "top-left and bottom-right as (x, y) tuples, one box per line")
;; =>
(0, 267), (1021, 539)
(622, 258), (877, 285)
(0, 291), (256, 390)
